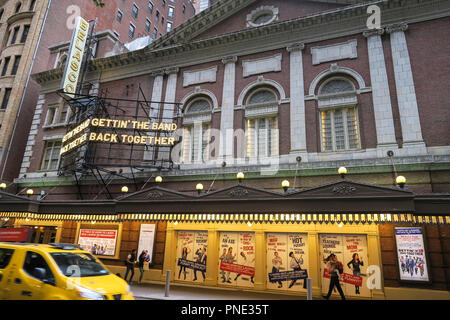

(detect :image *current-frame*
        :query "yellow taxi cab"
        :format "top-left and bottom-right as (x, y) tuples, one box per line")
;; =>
(0, 242), (134, 300)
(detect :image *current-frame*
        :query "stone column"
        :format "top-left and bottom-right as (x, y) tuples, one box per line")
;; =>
(205, 229), (218, 286)
(162, 229), (176, 282)
(162, 67), (179, 122)
(287, 43), (308, 160)
(143, 70), (165, 161)
(150, 70), (165, 120)
(219, 56), (237, 163)
(386, 23), (426, 154)
(363, 29), (398, 156)
(307, 231), (322, 296)
(254, 230), (266, 290)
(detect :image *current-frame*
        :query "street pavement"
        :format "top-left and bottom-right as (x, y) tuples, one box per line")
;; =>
(131, 281), (305, 300)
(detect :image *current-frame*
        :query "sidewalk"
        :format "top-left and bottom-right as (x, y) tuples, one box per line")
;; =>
(130, 281), (306, 300)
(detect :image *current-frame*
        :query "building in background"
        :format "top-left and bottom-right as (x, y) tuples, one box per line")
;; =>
(1, 0), (449, 299)
(192, 0), (215, 13)
(0, 0), (195, 182)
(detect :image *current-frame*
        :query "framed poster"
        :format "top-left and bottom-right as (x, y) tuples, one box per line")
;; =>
(137, 224), (156, 265)
(319, 234), (369, 298)
(218, 232), (255, 288)
(266, 233), (308, 292)
(176, 231), (208, 283)
(395, 227), (429, 282)
(78, 229), (118, 257)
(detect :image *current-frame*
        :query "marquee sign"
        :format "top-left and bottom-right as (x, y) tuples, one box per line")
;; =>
(61, 16), (89, 98)
(60, 118), (178, 155)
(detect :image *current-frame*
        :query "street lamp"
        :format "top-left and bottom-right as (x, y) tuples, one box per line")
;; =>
(0, 183), (6, 190)
(338, 167), (347, 179)
(155, 176), (162, 183)
(196, 183), (204, 195)
(121, 186), (129, 193)
(282, 180), (290, 193)
(396, 175), (406, 189)
(26, 188), (34, 197)
(237, 172), (244, 184)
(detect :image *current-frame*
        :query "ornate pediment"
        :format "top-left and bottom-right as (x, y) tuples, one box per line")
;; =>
(286, 180), (413, 198)
(200, 184), (284, 200)
(117, 186), (196, 202)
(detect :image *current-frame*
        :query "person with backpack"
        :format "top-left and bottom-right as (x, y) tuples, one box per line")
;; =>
(323, 254), (346, 300)
(124, 249), (137, 284)
(138, 250), (147, 284)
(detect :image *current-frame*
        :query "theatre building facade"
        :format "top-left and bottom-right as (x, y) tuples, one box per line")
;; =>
(1, 0), (449, 299)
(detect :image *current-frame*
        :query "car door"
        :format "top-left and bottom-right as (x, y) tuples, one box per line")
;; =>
(9, 250), (56, 300)
(0, 247), (16, 299)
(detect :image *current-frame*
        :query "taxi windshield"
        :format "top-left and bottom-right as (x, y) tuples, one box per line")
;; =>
(50, 252), (110, 277)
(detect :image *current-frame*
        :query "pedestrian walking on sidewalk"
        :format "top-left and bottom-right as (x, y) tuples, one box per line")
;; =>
(124, 249), (137, 284)
(323, 254), (345, 300)
(138, 250), (147, 284)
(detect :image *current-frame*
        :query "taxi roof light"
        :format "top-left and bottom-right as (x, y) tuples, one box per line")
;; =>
(48, 243), (78, 250)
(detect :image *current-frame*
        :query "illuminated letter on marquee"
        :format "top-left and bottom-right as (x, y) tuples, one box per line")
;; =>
(61, 16), (89, 98)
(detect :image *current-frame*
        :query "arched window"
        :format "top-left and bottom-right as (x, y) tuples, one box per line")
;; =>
(318, 78), (360, 152)
(15, 2), (22, 14)
(29, 0), (36, 11)
(182, 98), (212, 163)
(56, 54), (67, 69)
(245, 88), (278, 158)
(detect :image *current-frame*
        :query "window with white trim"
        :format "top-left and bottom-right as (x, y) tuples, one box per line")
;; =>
(45, 105), (58, 125)
(41, 140), (62, 170)
(132, 4), (139, 19)
(245, 89), (279, 158)
(166, 21), (172, 32)
(182, 98), (212, 163)
(318, 78), (360, 152)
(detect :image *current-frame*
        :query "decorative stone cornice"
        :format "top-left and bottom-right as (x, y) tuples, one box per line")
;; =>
(286, 42), (305, 52)
(32, 0), (448, 86)
(165, 67), (179, 75)
(221, 56), (238, 64)
(385, 22), (408, 34)
(362, 28), (384, 38)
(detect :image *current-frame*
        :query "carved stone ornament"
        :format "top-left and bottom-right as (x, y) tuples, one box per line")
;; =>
(221, 56), (238, 65)
(165, 67), (179, 75)
(385, 22), (408, 34)
(286, 42), (305, 52)
(147, 191), (163, 199)
(363, 28), (384, 38)
(332, 185), (357, 195)
(229, 188), (249, 198)
(150, 69), (165, 77)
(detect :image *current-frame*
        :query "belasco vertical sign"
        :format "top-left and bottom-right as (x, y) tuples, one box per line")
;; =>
(61, 16), (89, 98)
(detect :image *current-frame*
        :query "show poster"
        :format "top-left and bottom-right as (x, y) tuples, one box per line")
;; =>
(319, 234), (369, 297)
(395, 227), (429, 282)
(78, 229), (117, 256)
(266, 233), (309, 292)
(219, 232), (255, 288)
(137, 224), (156, 264)
(176, 231), (208, 283)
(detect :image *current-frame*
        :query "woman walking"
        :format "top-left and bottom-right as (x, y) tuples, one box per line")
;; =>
(138, 250), (147, 284)
(323, 254), (345, 300)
